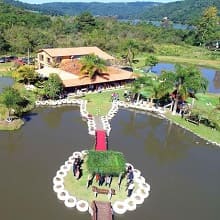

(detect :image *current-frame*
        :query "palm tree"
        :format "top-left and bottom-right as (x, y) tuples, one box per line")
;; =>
(158, 64), (208, 114)
(131, 75), (161, 104)
(80, 54), (108, 81)
(121, 39), (139, 67)
(13, 65), (37, 85)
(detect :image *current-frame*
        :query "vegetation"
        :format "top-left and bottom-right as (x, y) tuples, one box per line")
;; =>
(64, 159), (130, 203)
(80, 54), (108, 80)
(4, 0), (160, 19)
(1, 1), (220, 63)
(158, 64), (208, 113)
(43, 73), (63, 99)
(142, 0), (220, 24)
(86, 150), (126, 176)
(166, 112), (220, 144)
(82, 89), (125, 116)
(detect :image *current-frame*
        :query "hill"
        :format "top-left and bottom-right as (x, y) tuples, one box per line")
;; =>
(3, 0), (162, 19)
(142, 0), (220, 24)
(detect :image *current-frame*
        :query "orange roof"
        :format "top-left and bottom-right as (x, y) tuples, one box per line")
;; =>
(62, 66), (135, 87)
(39, 47), (115, 60)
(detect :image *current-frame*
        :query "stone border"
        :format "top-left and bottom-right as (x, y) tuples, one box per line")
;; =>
(52, 150), (151, 215)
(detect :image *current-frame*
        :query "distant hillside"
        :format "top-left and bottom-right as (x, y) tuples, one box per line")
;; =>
(0, 1), (51, 28)
(143, 0), (220, 24)
(3, 0), (162, 19)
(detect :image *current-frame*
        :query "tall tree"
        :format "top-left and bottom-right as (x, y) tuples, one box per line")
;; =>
(195, 6), (220, 45)
(44, 73), (63, 99)
(159, 64), (208, 113)
(80, 54), (108, 80)
(0, 87), (23, 120)
(121, 39), (140, 67)
(12, 65), (37, 85)
(74, 12), (96, 33)
(145, 55), (159, 72)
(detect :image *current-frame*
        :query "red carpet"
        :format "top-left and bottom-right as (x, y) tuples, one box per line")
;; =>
(95, 130), (107, 151)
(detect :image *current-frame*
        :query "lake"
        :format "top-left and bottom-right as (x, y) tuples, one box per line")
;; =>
(0, 77), (14, 93)
(151, 63), (220, 93)
(0, 106), (220, 220)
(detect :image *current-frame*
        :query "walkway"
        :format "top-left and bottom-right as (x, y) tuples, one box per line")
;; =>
(94, 116), (104, 130)
(91, 201), (112, 220)
(95, 130), (107, 151)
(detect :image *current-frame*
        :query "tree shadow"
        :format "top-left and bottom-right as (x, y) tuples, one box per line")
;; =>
(22, 112), (38, 122)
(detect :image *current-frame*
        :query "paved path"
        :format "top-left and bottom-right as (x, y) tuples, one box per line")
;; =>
(94, 116), (104, 130)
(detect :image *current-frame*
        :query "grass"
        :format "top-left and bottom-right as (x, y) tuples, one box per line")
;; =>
(82, 89), (126, 116)
(134, 44), (220, 70)
(166, 112), (220, 144)
(0, 63), (14, 76)
(0, 118), (24, 130)
(187, 93), (219, 112)
(64, 157), (134, 203)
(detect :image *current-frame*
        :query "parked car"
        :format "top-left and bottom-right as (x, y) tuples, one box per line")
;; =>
(7, 55), (18, 61)
(21, 57), (35, 64)
(0, 57), (6, 63)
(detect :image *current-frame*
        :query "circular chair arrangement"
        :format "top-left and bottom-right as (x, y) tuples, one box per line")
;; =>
(124, 198), (137, 211)
(53, 153), (151, 216)
(76, 200), (89, 212)
(64, 196), (77, 208)
(112, 201), (127, 214)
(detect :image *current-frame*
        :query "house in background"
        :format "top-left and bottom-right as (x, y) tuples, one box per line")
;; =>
(36, 46), (135, 91)
(37, 47), (115, 69)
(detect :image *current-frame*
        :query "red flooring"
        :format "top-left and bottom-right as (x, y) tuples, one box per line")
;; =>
(95, 130), (107, 151)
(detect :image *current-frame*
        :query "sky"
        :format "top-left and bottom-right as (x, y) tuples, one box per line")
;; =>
(20, 0), (178, 4)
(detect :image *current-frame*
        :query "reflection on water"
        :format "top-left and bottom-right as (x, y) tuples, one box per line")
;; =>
(214, 71), (220, 89)
(151, 63), (220, 93)
(0, 107), (220, 220)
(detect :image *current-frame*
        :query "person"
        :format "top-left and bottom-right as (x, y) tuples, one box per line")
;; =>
(99, 175), (105, 186)
(95, 173), (100, 182)
(126, 169), (134, 190)
(108, 189), (113, 200)
(118, 172), (123, 190)
(127, 169), (134, 182)
(73, 159), (78, 176)
(75, 165), (80, 180)
(105, 175), (112, 188)
(87, 174), (93, 189)
(127, 180), (135, 197)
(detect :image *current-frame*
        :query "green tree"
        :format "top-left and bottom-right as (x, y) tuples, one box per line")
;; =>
(13, 65), (37, 85)
(159, 64), (208, 113)
(0, 87), (23, 120)
(145, 55), (159, 72)
(131, 75), (161, 103)
(44, 73), (63, 99)
(80, 54), (108, 80)
(195, 6), (220, 45)
(74, 12), (96, 33)
(121, 39), (140, 66)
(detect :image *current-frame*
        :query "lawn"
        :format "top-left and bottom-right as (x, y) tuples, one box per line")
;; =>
(82, 89), (126, 116)
(166, 112), (220, 144)
(64, 157), (134, 203)
(134, 44), (220, 70)
(0, 63), (14, 76)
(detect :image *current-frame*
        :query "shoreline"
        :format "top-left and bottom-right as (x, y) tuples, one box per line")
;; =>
(0, 97), (219, 147)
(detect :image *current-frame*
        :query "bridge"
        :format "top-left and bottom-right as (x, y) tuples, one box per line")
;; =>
(91, 201), (112, 220)
(95, 130), (107, 151)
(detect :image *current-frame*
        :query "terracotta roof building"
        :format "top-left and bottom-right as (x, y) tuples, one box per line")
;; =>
(37, 46), (115, 69)
(36, 47), (135, 90)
